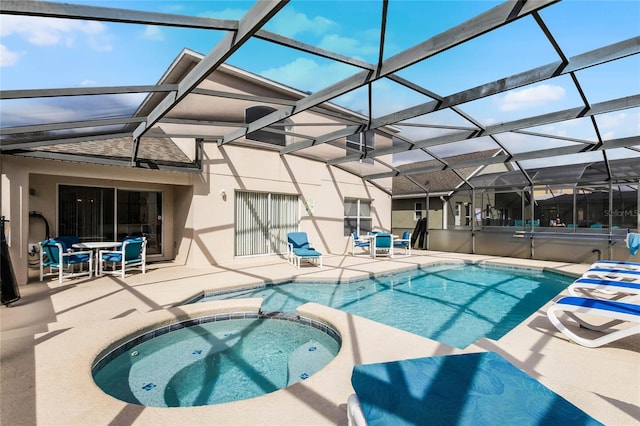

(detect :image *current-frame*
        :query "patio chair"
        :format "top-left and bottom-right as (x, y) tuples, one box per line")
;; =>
(547, 296), (640, 347)
(98, 237), (146, 278)
(39, 239), (93, 283)
(287, 232), (322, 269)
(350, 232), (370, 256)
(393, 231), (412, 256)
(371, 232), (393, 259)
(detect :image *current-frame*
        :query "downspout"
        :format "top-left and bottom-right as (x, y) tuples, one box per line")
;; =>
(608, 182), (614, 259)
(440, 196), (448, 230)
(425, 192), (429, 250)
(529, 187), (535, 259)
(471, 188), (476, 254)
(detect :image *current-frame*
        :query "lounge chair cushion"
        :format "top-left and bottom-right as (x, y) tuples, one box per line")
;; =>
(293, 247), (322, 258)
(350, 352), (600, 425)
(288, 232), (312, 250)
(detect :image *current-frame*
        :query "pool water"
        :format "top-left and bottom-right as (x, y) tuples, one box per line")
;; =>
(202, 264), (572, 348)
(93, 315), (340, 407)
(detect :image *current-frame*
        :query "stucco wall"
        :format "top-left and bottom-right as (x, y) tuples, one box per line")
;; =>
(2, 149), (391, 284)
(177, 143), (391, 266)
(1, 156), (193, 284)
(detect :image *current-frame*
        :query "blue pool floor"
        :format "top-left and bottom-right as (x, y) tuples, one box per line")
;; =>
(202, 264), (572, 348)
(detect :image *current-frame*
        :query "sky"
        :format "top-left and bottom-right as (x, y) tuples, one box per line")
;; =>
(1, 0), (639, 167)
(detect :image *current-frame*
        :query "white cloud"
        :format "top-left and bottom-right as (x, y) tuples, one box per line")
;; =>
(596, 110), (640, 140)
(318, 34), (377, 57)
(266, 8), (336, 38)
(201, 6), (335, 38)
(201, 8), (246, 20)
(143, 26), (164, 41)
(0, 15), (112, 50)
(499, 84), (565, 111)
(259, 57), (354, 93)
(0, 44), (20, 67)
(79, 80), (98, 87)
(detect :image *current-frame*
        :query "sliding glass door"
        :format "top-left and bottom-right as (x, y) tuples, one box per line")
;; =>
(58, 185), (162, 255)
(235, 191), (299, 256)
(59, 185), (115, 241)
(117, 190), (162, 255)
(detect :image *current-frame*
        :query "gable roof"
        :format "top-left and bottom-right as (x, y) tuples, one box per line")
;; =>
(392, 149), (504, 197)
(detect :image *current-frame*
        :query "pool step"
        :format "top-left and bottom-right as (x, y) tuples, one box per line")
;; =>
(286, 340), (334, 386)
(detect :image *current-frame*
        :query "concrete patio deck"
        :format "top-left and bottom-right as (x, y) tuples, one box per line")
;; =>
(2, 251), (639, 425)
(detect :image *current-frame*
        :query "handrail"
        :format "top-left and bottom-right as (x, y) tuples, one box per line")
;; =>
(512, 230), (628, 242)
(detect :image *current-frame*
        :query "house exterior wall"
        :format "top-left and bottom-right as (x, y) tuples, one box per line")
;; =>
(1, 147), (391, 285)
(1, 155), (192, 285)
(179, 143), (390, 266)
(391, 198), (421, 236)
(1, 61), (395, 285)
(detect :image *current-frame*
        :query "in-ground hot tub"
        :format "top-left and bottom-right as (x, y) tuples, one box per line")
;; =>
(92, 312), (341, 407)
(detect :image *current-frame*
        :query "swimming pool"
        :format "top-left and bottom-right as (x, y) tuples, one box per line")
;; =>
(92, 313), (341, 407)
(200, 264), (572, 348)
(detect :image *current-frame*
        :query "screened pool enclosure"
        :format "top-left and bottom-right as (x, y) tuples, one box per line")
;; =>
(1, 0), (638, 265)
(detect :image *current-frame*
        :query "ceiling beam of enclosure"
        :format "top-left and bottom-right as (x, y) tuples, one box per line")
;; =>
(321, 36), (640, 164)
(337, 95), (640, 166)
(131, 0), (290, 142)
(1, 0), (638, 185)
(221, 0), (559, 149)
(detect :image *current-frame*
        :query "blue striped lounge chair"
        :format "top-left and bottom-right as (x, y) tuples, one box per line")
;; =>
(591, 260), (640, 272)
(547, 296), (640, 347)
(584, 267), (640, 282)
(569, 277), (640, 303)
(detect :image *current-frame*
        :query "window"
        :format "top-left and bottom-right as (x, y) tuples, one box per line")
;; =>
(346, 130), (375, 163)
(245, 106), (292, 146)
(235, 191), (299, 256)
(414, 202), (423, 221)
(344, 199), (372, 236)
